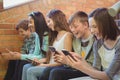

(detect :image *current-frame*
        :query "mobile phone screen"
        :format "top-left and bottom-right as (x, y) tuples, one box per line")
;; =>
(62, 49), (77, 61)
(49, 46), (56, 52)
(62, 49), (69, 55)
(26, 58), (33, 62)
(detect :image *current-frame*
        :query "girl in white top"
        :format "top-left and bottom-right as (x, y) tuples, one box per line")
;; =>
(49, 32), (70, 64)
(45, 9), (73, 65)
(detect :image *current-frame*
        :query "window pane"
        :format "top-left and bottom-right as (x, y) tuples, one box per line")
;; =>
(3, 0), (34, 9)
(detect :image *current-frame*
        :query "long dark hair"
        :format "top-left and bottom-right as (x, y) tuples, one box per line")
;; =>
(28, 11), (49, 55)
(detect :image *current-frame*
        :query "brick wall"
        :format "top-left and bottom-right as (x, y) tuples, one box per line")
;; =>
(0, 0), (119, 79)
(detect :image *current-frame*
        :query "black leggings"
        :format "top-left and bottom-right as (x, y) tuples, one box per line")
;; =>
(4, 60), (29, 80)
(4, 60), (16, 80)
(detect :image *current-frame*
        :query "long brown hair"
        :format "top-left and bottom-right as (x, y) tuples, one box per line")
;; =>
(46, 9), (70, 63)
(93, 8), (120, 40)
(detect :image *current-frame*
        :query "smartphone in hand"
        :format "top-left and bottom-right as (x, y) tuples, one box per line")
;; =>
(49, 46), (59, 54)
(61, 49), (70, 55)
(26, 58), (33, 62)
(26, 58), (40, 66)
(62, 49), (77, 61)
(49, 46), (56, 52)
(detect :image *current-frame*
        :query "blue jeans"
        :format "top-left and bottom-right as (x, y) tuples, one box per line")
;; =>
(39, 66), (87, 80)
(22, 63), (46, 80)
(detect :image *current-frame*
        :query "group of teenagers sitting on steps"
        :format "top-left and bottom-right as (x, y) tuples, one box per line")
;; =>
(1, 7), (120, 80)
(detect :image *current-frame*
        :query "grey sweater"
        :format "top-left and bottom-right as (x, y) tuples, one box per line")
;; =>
(93, 39), (120, 80)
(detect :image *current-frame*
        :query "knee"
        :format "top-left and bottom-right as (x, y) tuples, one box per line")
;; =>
(49, 69), (61, 80)
(22, 65), (28, 73)
(23, 64), (31, 71)
(27, 68), (34, 75)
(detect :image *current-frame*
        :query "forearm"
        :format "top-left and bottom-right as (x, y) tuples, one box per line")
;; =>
(39, 58), (47, 63)
(21, 54), (42, 60)
(79, 65), (109, 80)
(1, 52), (21, 60)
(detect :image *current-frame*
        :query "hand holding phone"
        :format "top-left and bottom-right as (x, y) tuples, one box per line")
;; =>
(26, 58), (40, 66)
(49, 46), (59, 54)
(26, 58), (33, 62)
(49, 46), (56, 52)
(61, 49), (70, 55)
(62, 49), (77, 61)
